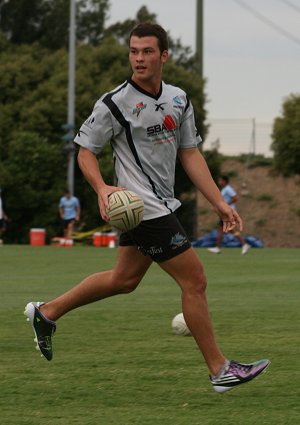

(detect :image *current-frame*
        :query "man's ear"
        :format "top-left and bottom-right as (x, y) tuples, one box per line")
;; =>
(161, 50), (169, 63)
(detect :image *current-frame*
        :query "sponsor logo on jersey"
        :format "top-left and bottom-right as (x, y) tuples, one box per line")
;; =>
(173, 96), (184, 109)
(147, 114), (177, 136)
(164, 115), (177, 130)
(155, 102), (167, 111)
(133, 101), (147, 117)
(170, 232), (188, 250)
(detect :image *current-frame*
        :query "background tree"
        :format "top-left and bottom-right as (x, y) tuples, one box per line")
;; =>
(0, 38), (131, 242)
(0, 4), (207, 242)
(271, 94), (300, 176)
(0, 0), (109, 49)
(202, 148), (222, 183)
(104, 6), (155, 46)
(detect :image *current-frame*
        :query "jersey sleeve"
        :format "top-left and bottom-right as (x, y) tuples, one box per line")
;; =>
(74, 99), (114, 155)
(179, 97), (202, 149)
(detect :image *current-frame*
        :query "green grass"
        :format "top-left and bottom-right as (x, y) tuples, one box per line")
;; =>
(0, 246), (299, 424)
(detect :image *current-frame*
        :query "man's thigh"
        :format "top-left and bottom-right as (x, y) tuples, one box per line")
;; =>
(112, 245), (153, 282)
(159, 247), (205, 289)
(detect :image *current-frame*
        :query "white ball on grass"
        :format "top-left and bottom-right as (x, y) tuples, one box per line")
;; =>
(171, 313), (192, 336)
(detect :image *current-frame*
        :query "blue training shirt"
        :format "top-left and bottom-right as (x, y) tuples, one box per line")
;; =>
(59, 196), (80, 220)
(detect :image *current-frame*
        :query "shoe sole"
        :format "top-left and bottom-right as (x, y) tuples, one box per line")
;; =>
(24, 303), (42, 355)
(24, 302), (53, 359)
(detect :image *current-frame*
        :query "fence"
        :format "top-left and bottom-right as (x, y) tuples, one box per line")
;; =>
(204, 118), (273, 157)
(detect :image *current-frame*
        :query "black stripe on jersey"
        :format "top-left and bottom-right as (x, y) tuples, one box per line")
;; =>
(184, 96), (190, 113)
(102, 92), (172, 213)
(128, 78), (163, 100)
(183, 96), (200, 137)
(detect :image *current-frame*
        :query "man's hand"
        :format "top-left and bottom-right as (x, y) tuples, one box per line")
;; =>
(216, 202), (243, 233)
(97, 185), (126, 222)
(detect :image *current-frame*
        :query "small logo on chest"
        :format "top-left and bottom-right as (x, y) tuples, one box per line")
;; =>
(155, 102), (167, 111)
(133, 102), (147, 117)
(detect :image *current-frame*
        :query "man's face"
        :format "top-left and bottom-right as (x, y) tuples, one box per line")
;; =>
(129, 36), (168, 84)
(218, 178), (226, 188)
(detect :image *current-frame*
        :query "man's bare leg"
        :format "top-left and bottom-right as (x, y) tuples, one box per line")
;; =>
(40, 246), (152, 321)
(216, 224), (223, 248)
(159, 248), (226, 376)
(66, 221), (74, 240)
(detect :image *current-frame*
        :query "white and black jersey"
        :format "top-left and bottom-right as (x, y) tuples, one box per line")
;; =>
(74, 78), (202, 220)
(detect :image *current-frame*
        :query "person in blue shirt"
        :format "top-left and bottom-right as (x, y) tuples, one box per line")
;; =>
(208, 175), (250, 255)
(59, 190), (80, 241)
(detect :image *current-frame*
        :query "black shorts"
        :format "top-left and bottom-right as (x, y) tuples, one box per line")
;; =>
(63, 218), (75, 229)
(119, 213), (191, 263)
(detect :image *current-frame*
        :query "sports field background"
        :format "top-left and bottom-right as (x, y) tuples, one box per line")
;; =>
(0, 245), (299, 424)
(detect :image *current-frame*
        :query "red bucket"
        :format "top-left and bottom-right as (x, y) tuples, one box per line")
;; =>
(93, 232), (102, 247)
(30, 228), (46, 246)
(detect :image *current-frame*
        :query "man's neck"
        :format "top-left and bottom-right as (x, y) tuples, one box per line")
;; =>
(131, 75), (162, 96)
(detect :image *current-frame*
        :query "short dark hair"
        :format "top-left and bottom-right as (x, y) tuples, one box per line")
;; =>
(129, 22), (169, 54)
(220, 175), (229, 183)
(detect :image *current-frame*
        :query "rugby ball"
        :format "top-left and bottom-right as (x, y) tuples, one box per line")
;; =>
(108, 190), (144, 231)
(171, 313), (192, 336)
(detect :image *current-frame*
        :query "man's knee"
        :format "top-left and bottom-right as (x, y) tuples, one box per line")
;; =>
(193, 274), (207, 294)
(182, 268), (207, 295)
(111, 273), (143, 294)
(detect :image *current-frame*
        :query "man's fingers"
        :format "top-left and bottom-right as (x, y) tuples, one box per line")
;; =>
(98, 186), (127, 222)
(233, 210), (243, 232)
(222, 210), (243, 233)
(223, 221), (235, 233)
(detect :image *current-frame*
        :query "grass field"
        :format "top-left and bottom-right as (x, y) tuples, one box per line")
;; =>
(0, 245), (299, 424)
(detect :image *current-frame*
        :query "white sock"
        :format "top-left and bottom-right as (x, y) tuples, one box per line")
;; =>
(213, 359), (230, 379)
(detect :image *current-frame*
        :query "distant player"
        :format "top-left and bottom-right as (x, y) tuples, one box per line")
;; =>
(0, 187), (8, 244)
(208, 175), (250, 255)
(59, 190), (80, 241)
(25, 23), (269, 393)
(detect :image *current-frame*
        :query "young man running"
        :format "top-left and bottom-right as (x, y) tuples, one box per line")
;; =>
(208, 175), (251, 255)
(25, 23), (269, 393)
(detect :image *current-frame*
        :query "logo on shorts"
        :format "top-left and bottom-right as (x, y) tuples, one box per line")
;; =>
(138, 245), (163, 257)
(147, 246), (163, 256)
(170, 232), (187, 250)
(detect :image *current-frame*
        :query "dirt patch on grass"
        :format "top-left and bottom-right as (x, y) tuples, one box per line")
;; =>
(196, 159), (300, 247)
